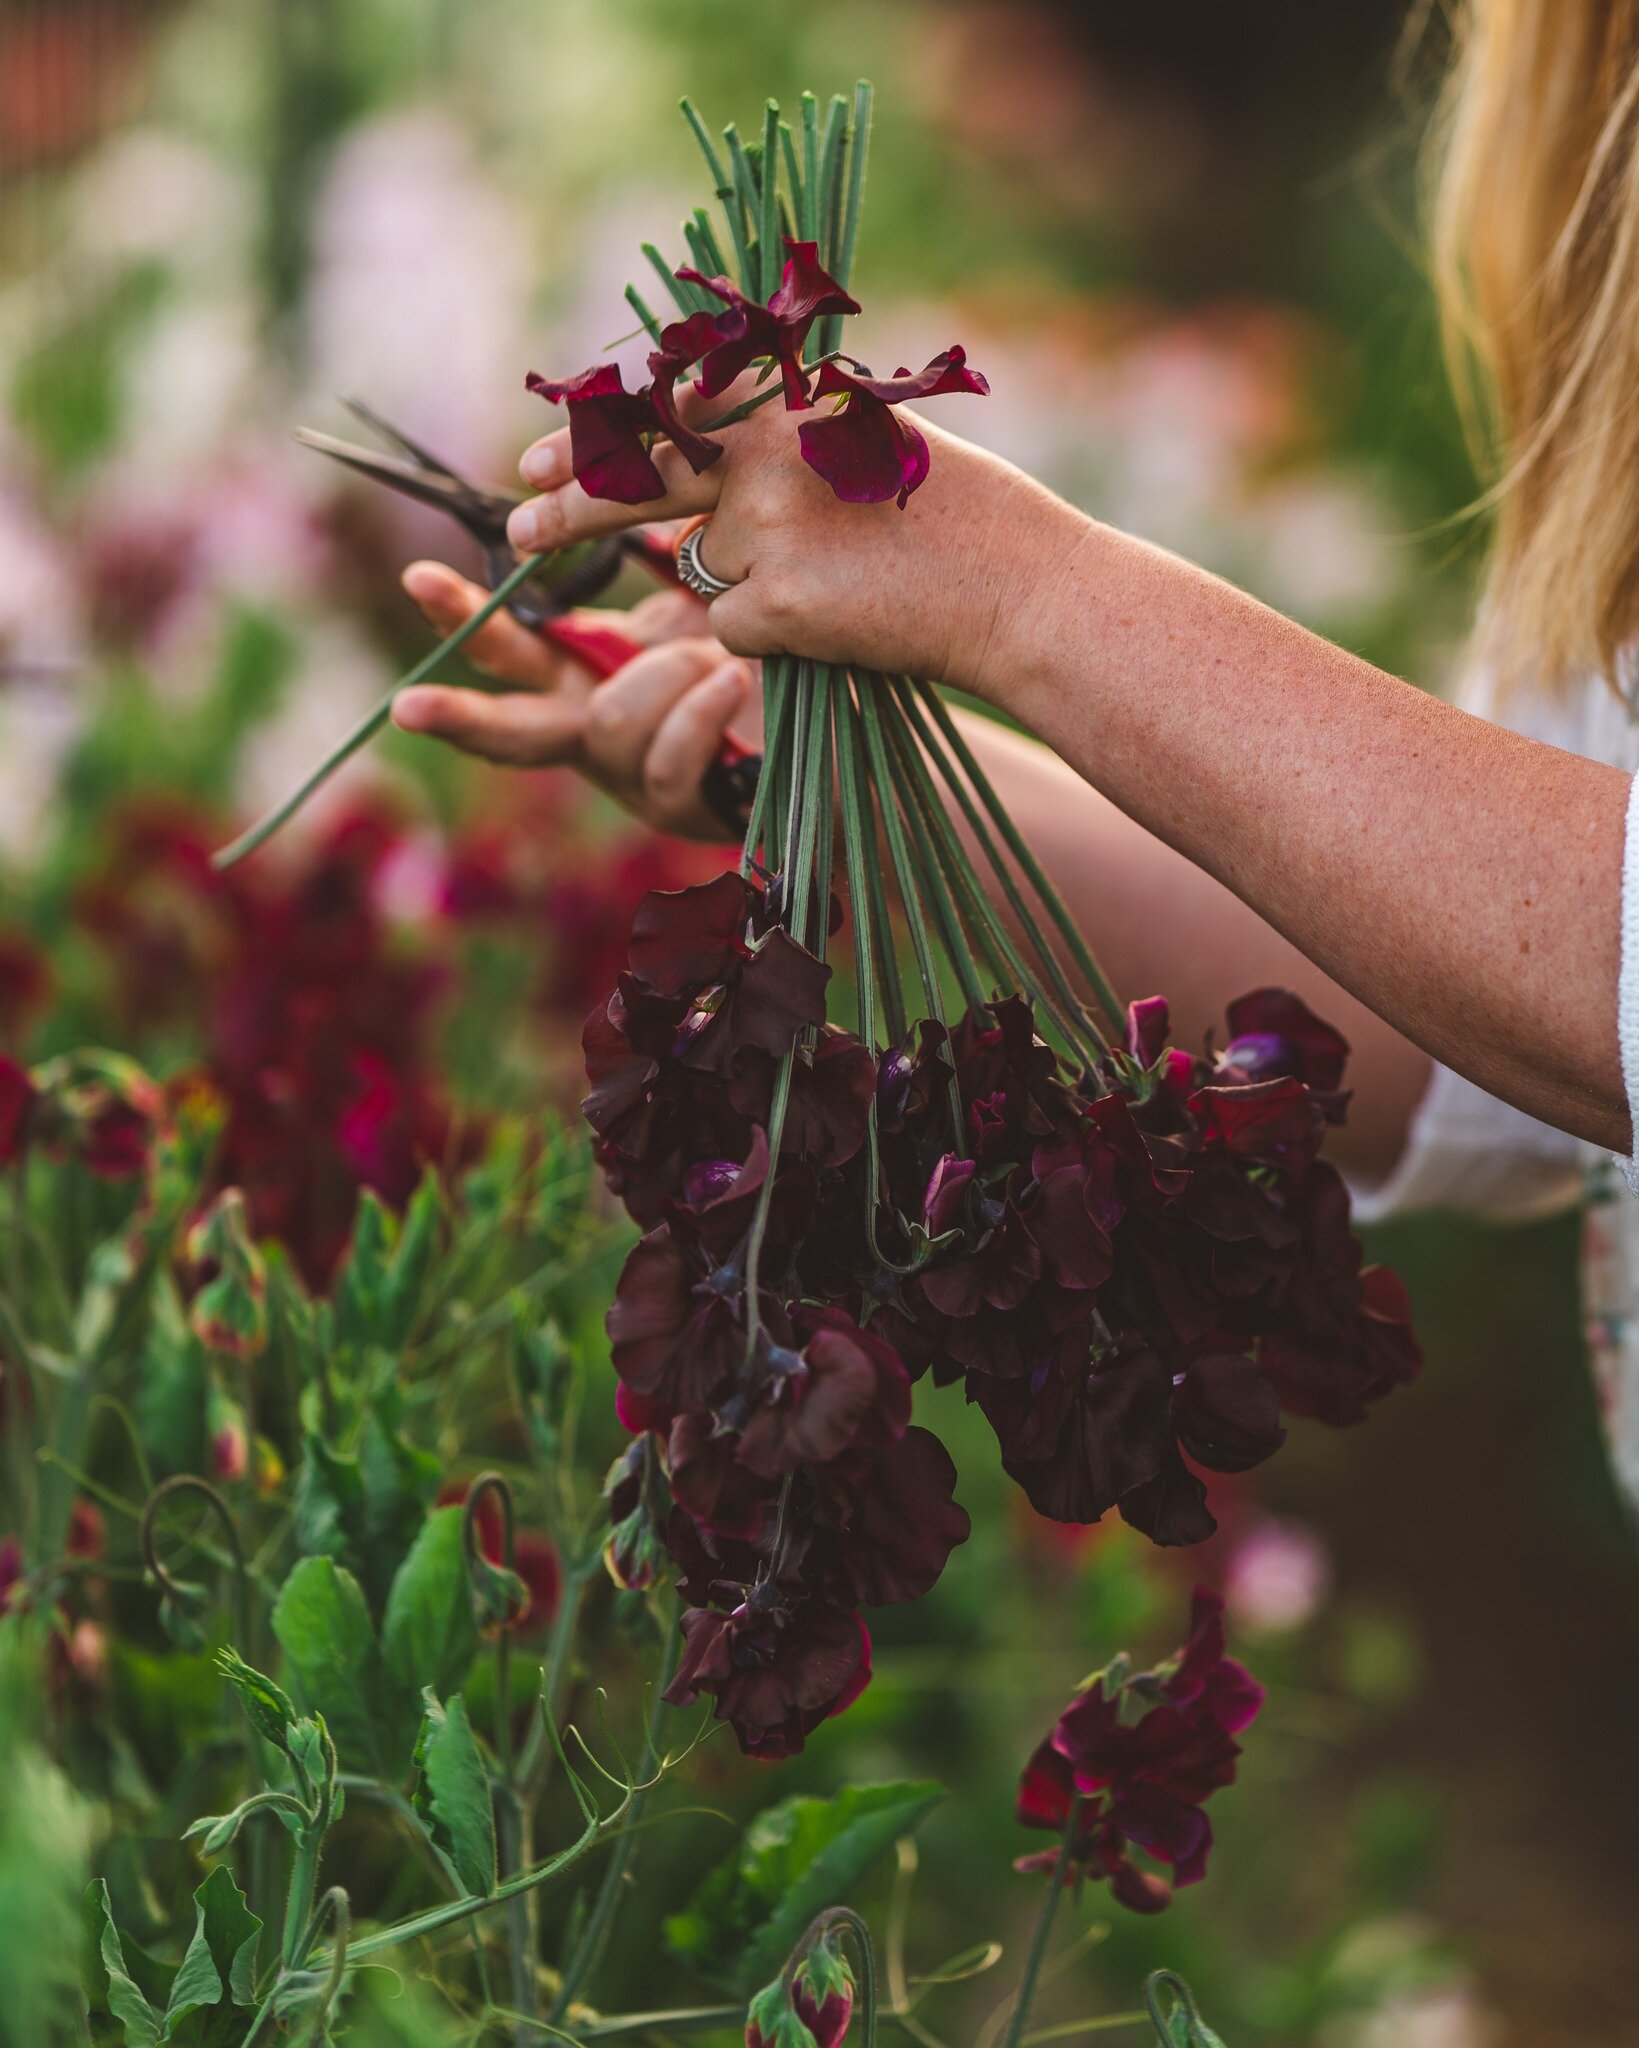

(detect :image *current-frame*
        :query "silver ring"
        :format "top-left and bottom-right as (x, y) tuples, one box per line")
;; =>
(676, 523), (738, 600)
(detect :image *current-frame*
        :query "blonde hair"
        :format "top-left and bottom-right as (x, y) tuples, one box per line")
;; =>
(1430, 0), (1639, 693)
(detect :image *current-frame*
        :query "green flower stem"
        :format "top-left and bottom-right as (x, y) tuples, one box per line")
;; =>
(642, 241), (701, 317)
(625, 284), (664, 349)
(690, 207), (731, 281)
(817, 93), (850, 280)
(999, 1796), (1082, 2048)
(892, 680), (1107, 1062)
(872, 704), (989, 1013)
(916, 687), (1124, 1037)
(682, 99), (755, 291)
(838, 686), (909, 1044)
(211, 552), (542, 870)
(879, 689), (1100, 1071)
(517, 1558), (594, 1798)
(546, 1605), (681, 2023)
(724, 126), (764, 292)
(742, 656), (795, 876)
(818, 81), (872, 353)
(281, 1827), (325, 1968)
(854, 682), (963, 1146)
(321, 1804), (614, 1964)
(801, 94), (821, 241)
(759, 100), (782, 300)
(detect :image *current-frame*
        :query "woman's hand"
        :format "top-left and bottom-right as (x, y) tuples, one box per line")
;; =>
(505, 385), (1073, 704)
(391, 560), (757, 839)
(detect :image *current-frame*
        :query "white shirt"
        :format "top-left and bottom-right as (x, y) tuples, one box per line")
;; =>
(1349, 661), (1639, 1512)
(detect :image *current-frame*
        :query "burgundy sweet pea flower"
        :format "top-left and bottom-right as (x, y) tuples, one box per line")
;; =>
(667, 1411), (779, 1539)
(0, 1055), (38, 1164)
(806, 1423), (971, 1605)
(1014, 1587), (1263, 1911)
(678, 239), (860, 409)
(1221, 987), (1350, 1094)
(437, 1481), (562, 1634)
(0, 930), (50, 1040)
(628, 870), (759, 994)
(607, 1226), (749, 1412)
(1187, 1073), (1322, 1172)
(525, 360), (724, 506)
(798, 347), (990, 506)
(664, 1592), (872, 1759)
(735, 1304), (913, 1478)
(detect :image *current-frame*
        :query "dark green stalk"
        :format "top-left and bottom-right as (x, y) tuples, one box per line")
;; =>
(873, 710), (990, 1013)
(837, 680), (909, 1043)
(780, 125), (805, 237)
(882, 686), (1101, 1069)
(998, 1797), (1082, 2048)
(817, 93), (851, 286)
(759, 100), (783, 300)
(691, 207), (730, 279)
(893, 680), (1104, 1061)
(917, 687), (1124, 1036)
(641, 243), (699, 317)
(819, 81), (873, 351)
(801, 94), (821, 241)
(681, 99), (755, 294)
(854, 683), (964, 1147)
(742, 655), (795, 875)
(809, 668), (838, 968)
(724, 126), (764, 293)
(622, 284), (663, 348)
(213, 553), (541, 869)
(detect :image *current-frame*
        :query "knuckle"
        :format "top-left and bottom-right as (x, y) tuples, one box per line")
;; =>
(584, 689), (630, 750)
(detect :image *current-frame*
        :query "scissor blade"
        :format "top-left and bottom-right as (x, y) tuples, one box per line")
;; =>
(339, 396), (465, 482)
(294, 428), (518, 533)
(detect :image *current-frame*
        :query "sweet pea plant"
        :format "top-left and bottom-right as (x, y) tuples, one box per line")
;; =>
(556, 87), (1419, 1769)
(0, 1044), (1243, 2047)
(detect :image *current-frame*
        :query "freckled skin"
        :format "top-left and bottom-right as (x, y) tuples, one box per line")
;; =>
(399, 380), (1632, 1164)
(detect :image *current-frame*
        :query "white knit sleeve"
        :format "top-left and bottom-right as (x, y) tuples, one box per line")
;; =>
(1617, 769), (1639, 1193)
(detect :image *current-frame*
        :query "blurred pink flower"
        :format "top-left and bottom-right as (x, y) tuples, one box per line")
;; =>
(1223, 1514), (1331, 1633)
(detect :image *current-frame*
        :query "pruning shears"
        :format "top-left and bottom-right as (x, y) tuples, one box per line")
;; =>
(295, 398), (760, 835)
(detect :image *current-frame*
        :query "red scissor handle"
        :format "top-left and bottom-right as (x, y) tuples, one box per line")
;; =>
(539, 611), (759, 836)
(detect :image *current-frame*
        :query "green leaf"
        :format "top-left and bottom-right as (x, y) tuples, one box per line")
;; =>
(333, 1191), (394, 1352)
(164, 1866), (261, 2028)
(271, 1557), (393, 1776)
(664, 1780), (943, 1995)
(382, 1509), (478, 1708)
(411, 1693), (496, 1897)
(382, 1168), (442, 1346)
(83, 1882), (162, 2048)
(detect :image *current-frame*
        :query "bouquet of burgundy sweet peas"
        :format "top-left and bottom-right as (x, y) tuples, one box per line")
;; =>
(542, 87), (1423, 1764)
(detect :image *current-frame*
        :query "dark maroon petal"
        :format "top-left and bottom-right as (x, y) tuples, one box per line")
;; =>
(1117, 1453), (1215, 1547)
(1125, 996), (1171, 1067)
(776, 1031), (877, 1165)
(1172, 1351), (1286, 1473)
(627, 870), (756, 995)
(666, 1413), (777, 1538)
(738, 1307), (913, 1477)
(811, 346), (989, 407)
(606, 1228), (739, 1411)
(526, 364), (667, 504)
(684, 931), (830, 1077)
(1224, 988), (1350, 1092)
(799, 395), (930, 507)
(646, 350), (727, 476)
(1016, 1735), (1075, 1831)
(1188, 1075), (1319, 1163)
(767, 239), (860, 327)
(809, 1425), (970, 1604)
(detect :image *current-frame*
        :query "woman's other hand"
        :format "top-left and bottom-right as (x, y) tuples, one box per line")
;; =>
(391, 560), (756, 840)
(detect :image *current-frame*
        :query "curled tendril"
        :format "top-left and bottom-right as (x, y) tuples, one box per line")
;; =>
(302, 1886), (351, 2044)
(1144, 1970), (1212, 2047)
(139, 1473), (251, 1650)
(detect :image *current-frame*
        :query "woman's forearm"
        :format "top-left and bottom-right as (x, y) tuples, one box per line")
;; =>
(978, 495), (1630, 1152)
